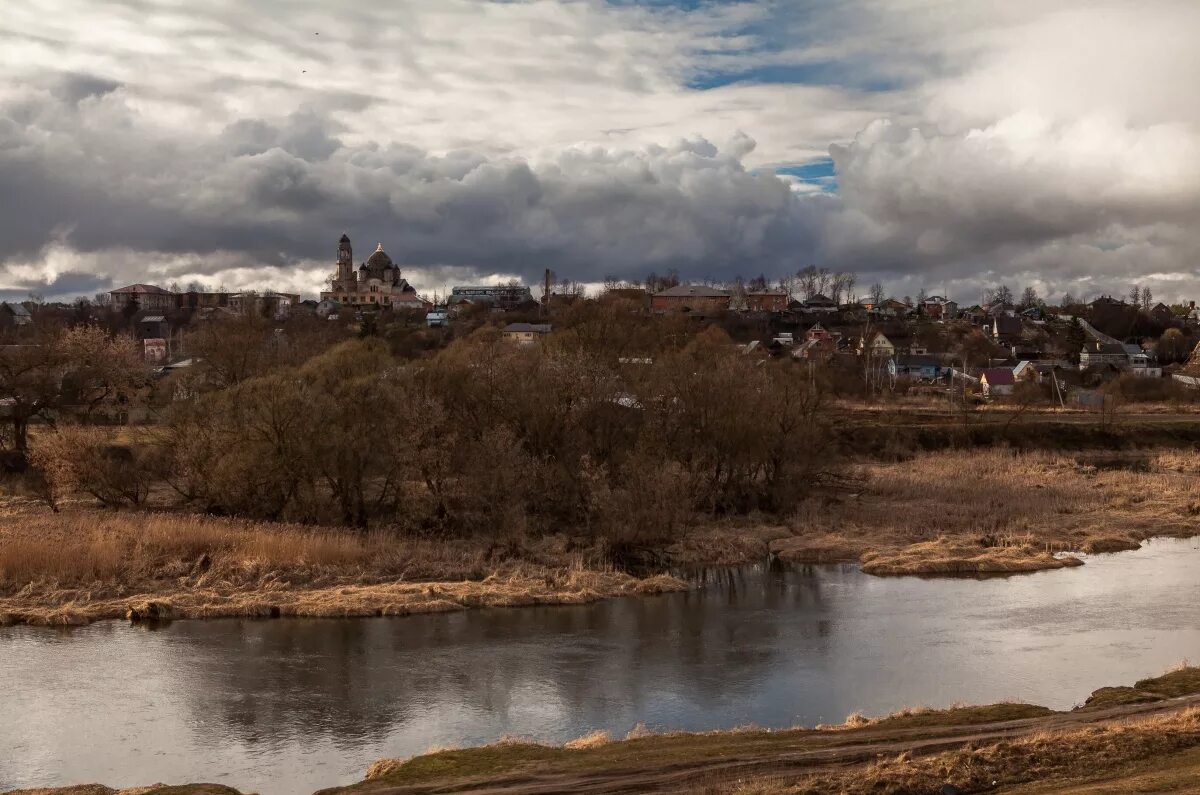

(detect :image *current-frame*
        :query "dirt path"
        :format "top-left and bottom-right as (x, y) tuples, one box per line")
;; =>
(326, 694), (1200, 795)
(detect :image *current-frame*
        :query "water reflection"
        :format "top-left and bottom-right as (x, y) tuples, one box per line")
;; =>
(4, 540), (1200, 795)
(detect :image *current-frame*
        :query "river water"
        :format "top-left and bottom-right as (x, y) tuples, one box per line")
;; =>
(4, 537), (1200, 794)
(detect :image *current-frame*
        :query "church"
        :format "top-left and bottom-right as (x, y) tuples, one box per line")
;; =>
(321, 234), (428, 310)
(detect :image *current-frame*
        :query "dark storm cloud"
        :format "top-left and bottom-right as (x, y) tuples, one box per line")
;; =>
(0, 269), (112, 302)
(0, 87), (830, 286)
(52, 72), (123, 104)
(3, 0), (1200, 302)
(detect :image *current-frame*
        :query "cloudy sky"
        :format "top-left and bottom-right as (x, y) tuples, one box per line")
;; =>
(2, 0), (1198, 303)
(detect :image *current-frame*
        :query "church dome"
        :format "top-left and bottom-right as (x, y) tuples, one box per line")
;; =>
(365, 242), (394, 270)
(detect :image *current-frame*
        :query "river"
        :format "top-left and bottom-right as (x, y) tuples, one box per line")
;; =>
(4, 537), (1200, 794)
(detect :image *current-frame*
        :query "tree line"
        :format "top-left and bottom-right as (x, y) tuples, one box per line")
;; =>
(19, 321), (833, 552)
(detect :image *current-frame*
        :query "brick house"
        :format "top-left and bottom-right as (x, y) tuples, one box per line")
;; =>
(108, 284), (174, 313)
(745, 291), (788, 313)
(650, 285), (732, 314)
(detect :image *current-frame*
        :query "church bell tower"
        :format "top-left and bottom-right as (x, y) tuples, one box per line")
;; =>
(337, 233), (356, 290)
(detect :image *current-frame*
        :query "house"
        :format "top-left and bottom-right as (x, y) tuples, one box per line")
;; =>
(0, 302), (32, 330)
(1078, 342), (1135, 369)
(880, 298), (911, 317)
(315, 299), (341, 319)
(792, 336), (837, 362)
(175, 291), (232, 310)
(802, 294), (839, 313)
(650, 285), (732, 314)
(136, 315), (169, 340)
(450, 284), (534, 310)
(426, 307), (449, 327)
(745, 291), (788, 313)
(920, 296), (958, 320)
(108, 284), (174, 313)
(979, 367), (1015, 396)
(1151, 303), (1177, 325)
(502, 322), (551, 344)
(859, 331), (895, 358)
(895, 354), (944, 382)
(805, 323), (833, 343)
(991, 315), (1023, 343)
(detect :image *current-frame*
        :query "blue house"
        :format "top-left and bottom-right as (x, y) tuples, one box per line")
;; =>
(895, 354), (945, 382)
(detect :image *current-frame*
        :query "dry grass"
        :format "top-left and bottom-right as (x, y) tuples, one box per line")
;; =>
(775, 448), (1200, 576)
(0, 500), (685, 626)
(771, 708), (1200, 795)
(562, 730), (612, 750)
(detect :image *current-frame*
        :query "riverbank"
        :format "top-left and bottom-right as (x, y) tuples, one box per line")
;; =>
(2, 447), (1197, 625)
(771, 447), (1200, 575)
(0, 502), (683, 627)
(14, 667), (1200, 795)
(322, 666), (1200, 794)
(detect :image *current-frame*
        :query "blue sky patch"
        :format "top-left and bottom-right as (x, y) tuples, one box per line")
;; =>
(774, 158), (838, 193)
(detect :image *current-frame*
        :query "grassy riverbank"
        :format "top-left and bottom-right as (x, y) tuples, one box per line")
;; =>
(0, 500), (682, 626)
(18, 666), (1200, 795)
(774, 447), (1200, 575)
(2, 447), (1197, 626)
(322, 666), (1200, 794)
(7, 667), (1200, 795)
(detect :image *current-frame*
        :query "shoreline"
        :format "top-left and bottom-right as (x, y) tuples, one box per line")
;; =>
(0, 568), (688, 628)
(4, 447), (1199, 627)
(3, 528), (1190, 629)
(11, 667), (1200, 795)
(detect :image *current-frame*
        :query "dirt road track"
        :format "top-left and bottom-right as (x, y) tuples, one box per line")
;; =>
(326, 693), (1200, 794)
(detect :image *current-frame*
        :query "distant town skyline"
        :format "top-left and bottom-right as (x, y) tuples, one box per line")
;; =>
(2, 1), (1198, 304)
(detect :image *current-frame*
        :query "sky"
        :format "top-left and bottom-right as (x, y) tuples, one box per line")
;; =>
(1, 0), (1198, 303)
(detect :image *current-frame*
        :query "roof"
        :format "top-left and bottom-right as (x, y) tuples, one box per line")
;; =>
(993, 315), (1023, 336)
(804, 293), (836, 305)
(1089, 342), (1130, 356)
(503, 323), (551, 333)
(896, 354), (942, 368)
(980, 367), (1015, 386)
(656, 284), (731, 298)
(0, 302), (31, 317)
(111, 283), (171, 295)
(364, 243), (395, 270)
(140, 315), (166, 323)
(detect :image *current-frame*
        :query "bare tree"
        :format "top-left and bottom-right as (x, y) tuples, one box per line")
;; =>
(868, 283), (886, 306)
(797, 265), (820, 300)
(988, 285), (1014, 306)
